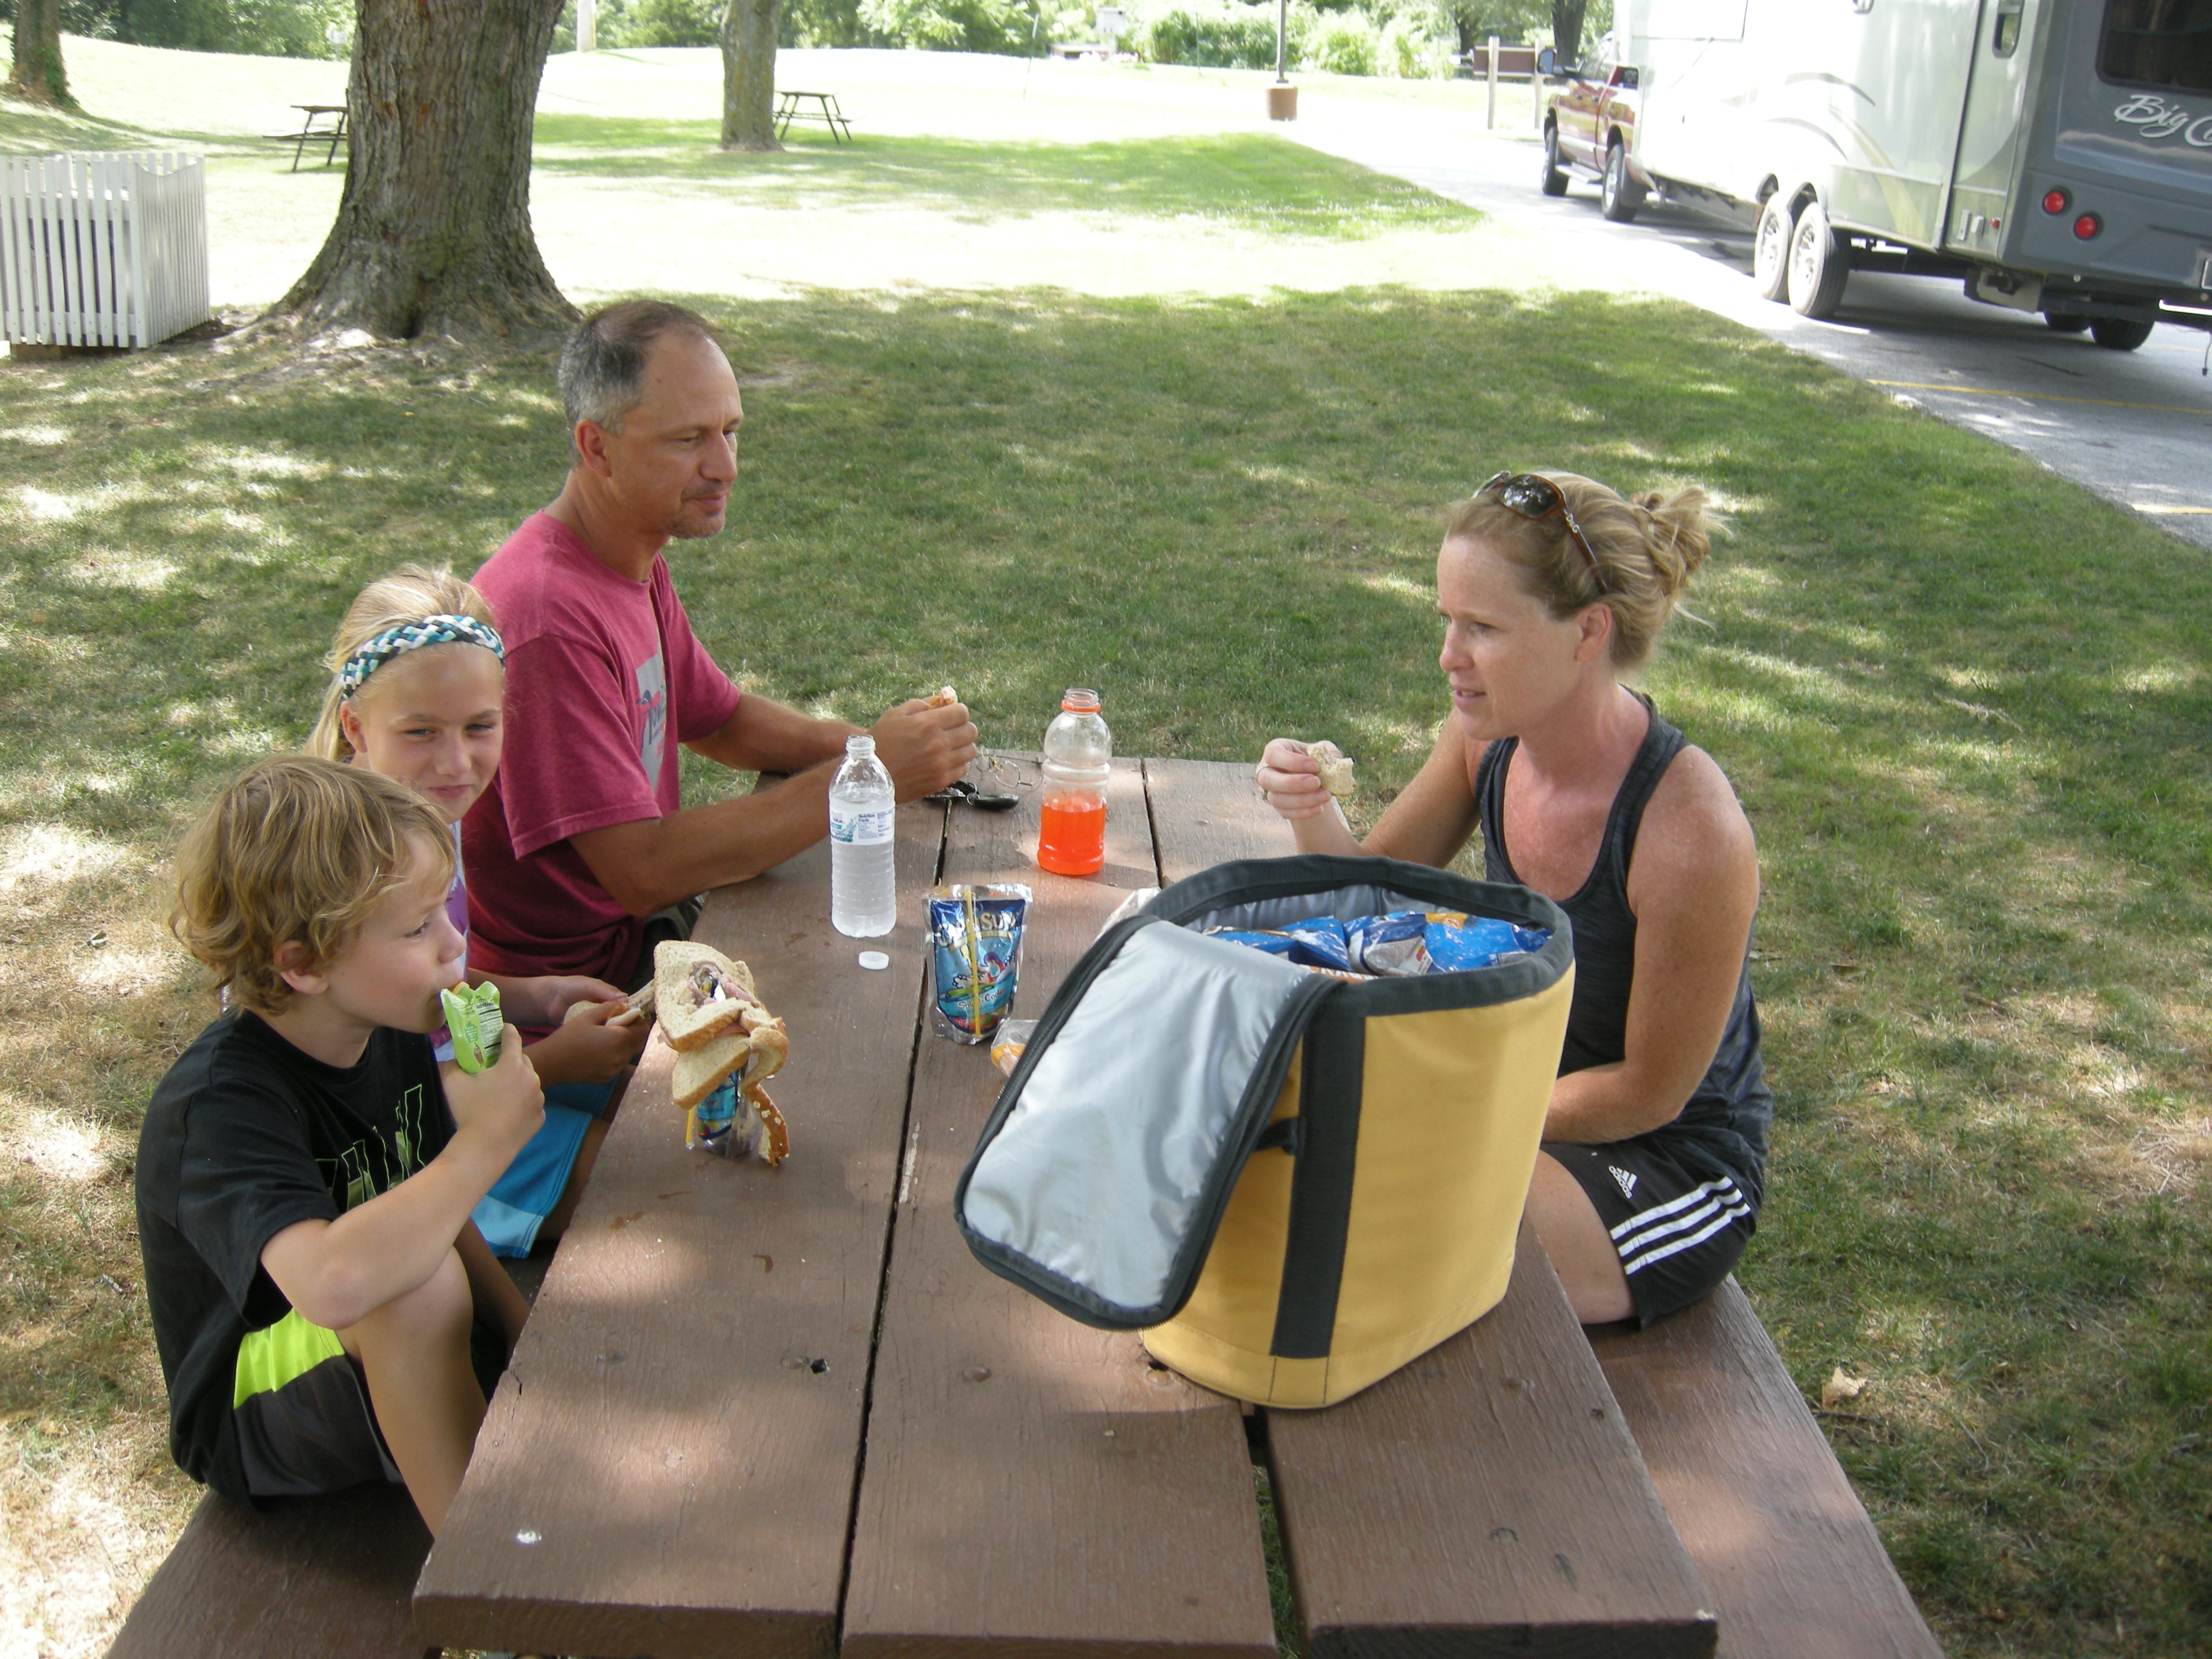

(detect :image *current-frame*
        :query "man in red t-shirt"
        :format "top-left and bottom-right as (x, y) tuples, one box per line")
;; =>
(465, 302), (976, 990)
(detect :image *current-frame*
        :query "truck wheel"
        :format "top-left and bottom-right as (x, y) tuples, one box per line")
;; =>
(1752, 197), (1794, 302)
(2043, 313), (2090, 333)
(1540, 124), (1569, 197)
(2089, 318), (2154, 351)
(1786, 201), (1850, 319)
(1600, 139), (1645, 223)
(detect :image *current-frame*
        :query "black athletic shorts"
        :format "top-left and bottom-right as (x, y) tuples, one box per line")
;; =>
(1544, 1138), (1756, 1327)
(233, 1315), (510, 1499)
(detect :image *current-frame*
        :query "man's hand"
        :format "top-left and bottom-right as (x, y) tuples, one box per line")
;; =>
(525, 1000), (650, 1087)
(575, 696), (975, 909)
(442, 1028), (545, 1160)
(870, 698), (978, 801)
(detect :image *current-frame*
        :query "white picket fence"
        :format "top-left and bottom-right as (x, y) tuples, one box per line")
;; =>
(0, 152), (210, 349)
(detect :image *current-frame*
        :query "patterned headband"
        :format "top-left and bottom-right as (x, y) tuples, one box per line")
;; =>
(338, 614), (505, 699)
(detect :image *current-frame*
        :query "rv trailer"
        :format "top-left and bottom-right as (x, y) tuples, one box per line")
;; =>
(1540, 0), (2212, 348)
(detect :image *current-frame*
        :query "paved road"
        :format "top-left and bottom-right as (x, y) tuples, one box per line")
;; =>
(1289, 112), (2212, 552)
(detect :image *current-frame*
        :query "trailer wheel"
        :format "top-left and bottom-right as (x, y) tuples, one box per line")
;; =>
(1786, 201), (1850, 320)
(1752, 197), (1794, 302)
(2043, 313), (2091, 334)
(1540, 124), (1569, 197)
(1600, 139), (1645, 224)
(2089, 318), (2154, 351)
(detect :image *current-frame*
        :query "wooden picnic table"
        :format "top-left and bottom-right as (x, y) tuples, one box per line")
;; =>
(272, 105), (347, 171)
(775, 88), (853, 144)
(409, 757), (1923, 1659)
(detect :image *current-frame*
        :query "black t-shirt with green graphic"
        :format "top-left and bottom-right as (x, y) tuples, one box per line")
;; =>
(135, 1010), (452, 1500)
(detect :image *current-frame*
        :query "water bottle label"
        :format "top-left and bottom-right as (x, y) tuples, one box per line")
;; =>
(832, 806), (895, 846)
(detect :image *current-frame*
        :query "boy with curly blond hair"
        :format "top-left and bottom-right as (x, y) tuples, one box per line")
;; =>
(138, 756), (544, 1534)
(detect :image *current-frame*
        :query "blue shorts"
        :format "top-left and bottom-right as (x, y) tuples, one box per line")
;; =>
(541, 1079), (618, 1119)
(471, 1102), (596, 1259)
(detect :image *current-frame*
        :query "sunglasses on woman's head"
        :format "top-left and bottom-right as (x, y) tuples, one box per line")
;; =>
(1475, 471), (1604, 590)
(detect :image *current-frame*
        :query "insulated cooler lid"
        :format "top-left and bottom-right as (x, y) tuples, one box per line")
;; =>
(957, 919), (1329, 1328)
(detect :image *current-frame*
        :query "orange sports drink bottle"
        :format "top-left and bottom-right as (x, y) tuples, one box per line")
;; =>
(1037, 688), (1110, 877)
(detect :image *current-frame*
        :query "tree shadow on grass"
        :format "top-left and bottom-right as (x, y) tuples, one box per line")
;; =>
(1, 95), (157, 154)
(530, 120), (1480, 238)
(0, 88), (311, 164)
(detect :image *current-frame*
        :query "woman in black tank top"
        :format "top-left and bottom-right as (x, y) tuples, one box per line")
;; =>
(1254, 472), (1772, 1328)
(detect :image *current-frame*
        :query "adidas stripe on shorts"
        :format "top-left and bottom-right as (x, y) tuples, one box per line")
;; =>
(1543, 1138), (1756, 1326)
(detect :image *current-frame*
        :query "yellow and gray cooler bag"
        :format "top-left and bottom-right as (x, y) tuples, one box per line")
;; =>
(954, 854), (1574, 1408)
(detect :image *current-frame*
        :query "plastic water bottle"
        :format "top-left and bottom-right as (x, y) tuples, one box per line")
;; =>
(831, 734), (897, 937)
(1039, 688), (1111, 877)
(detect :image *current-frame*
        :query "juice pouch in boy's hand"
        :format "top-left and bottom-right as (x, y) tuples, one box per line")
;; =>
(439, 982), (504, 1074)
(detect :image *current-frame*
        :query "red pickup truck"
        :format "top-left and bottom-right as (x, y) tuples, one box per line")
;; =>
(1537, 46), (1652, 224)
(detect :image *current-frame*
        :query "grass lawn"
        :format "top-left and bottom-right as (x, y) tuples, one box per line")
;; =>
(3, 40), (1551, 312)
(6, 38), (2211, 1659)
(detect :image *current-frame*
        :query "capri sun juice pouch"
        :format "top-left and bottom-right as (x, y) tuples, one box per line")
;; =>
(439, 982), (504, 1074)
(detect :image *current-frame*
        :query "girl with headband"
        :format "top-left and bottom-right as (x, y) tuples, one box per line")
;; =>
(1255, 472), (1772, 1331)
(311, 566), (649, 1257)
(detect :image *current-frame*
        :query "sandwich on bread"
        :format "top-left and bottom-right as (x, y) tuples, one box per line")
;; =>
(657, 941), (792, 1165)
(656, 941), (776, 1050)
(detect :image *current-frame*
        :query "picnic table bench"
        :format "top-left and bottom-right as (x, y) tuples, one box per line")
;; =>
(109, 757), (1942, 1659)
(264, 105), (347, 171)
(775, 88), (853, 144)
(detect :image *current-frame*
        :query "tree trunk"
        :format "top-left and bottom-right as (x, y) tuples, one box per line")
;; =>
(721, 0), (782, 153)
(1551, 2), (1590, 67)
(270, 0), (574, 342)
(8, 0), (70, 106)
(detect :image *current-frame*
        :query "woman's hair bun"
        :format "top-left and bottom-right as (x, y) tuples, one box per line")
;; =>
(1446, 470), (1724, 670)
(1632, 486), (1717, 598)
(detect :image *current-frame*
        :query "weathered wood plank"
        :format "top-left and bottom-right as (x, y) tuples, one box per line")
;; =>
(1588, 1281), (1943, 1659)
(841, 757), (1279, 1659)
(1143, 757), (1295, 884)
(1267, 1228), (1716, 1659)
(1144, 759), (1714, 1658)
(415, 807), (945, 1659)
(106, 1485), (433, 1659)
